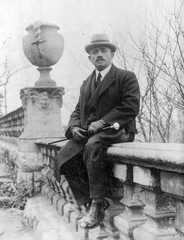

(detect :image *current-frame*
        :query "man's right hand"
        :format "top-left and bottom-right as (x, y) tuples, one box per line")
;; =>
(71, 126), (88, 143)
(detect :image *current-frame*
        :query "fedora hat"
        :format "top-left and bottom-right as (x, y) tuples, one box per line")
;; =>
(85, 33), (117, 54)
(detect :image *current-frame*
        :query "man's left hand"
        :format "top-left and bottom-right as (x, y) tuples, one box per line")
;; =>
(88, 119), (107, 136)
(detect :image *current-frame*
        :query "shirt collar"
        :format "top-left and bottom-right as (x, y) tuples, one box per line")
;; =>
(95, 64), (112, 80)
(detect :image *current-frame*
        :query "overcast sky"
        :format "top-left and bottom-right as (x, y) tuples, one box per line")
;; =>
(0, 0), (178, 124)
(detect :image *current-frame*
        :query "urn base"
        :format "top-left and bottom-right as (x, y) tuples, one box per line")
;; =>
(35, 66), (56, 87)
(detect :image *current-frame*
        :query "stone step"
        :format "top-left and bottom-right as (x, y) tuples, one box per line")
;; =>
(23, 194), (81, 240)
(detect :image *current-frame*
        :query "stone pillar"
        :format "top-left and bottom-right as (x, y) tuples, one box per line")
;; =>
(18, 87), (64, 152)
(17, 86), (64, 194)
(133, 166), (178, 240)
(113, 164), (146, 240)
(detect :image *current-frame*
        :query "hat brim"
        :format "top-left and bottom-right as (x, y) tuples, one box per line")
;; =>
(85, 42), (117, 54)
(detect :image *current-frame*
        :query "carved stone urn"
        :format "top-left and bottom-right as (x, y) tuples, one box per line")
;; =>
(22, 21), (64, 87)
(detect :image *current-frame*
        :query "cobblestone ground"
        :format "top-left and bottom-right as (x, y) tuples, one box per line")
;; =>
(0, 208), (34, 240)
(0, 156), (79, 240)
(0, 158), (34, 240)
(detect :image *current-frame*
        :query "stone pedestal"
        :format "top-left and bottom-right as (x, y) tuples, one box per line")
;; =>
(18, 87), (65, 152)
(17, 86), (64, 195)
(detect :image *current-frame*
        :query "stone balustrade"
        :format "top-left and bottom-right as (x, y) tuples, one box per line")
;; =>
(0, 106), (183, 239)
(108, 143), (184, 240)
(0, 107), (24, 144)
(34, 139), (184, 240)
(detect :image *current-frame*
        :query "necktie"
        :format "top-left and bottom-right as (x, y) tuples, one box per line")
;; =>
(96, 72), (101, 88)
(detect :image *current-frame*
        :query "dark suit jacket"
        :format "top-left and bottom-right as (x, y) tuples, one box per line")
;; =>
(54, 64), (140, 181)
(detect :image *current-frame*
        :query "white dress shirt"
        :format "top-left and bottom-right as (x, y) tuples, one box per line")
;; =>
(95, 64), (112, 82)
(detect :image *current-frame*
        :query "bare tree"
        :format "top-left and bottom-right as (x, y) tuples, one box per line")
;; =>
(0, 36), (31, 114)
(0, 63), (30, 114)
(112, 1), (184, 143)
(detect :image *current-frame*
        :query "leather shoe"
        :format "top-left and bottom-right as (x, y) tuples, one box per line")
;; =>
(78, 199), (110, 229)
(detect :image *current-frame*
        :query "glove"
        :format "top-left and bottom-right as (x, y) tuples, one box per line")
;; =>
(71, 126), (88, 143)
(88, 119), (107, 136)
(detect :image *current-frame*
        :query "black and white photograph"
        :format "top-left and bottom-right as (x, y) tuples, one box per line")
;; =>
(0, 0), (183, 239)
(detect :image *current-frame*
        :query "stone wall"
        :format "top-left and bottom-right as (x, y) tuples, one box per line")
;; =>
(35, 140), (184, 240)
(0, 141), (45, 195)
(0, 104), (183, 239)
(0, 125), (184, 240)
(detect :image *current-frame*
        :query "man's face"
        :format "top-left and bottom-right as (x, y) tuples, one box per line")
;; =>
(89, 47), (114, 71)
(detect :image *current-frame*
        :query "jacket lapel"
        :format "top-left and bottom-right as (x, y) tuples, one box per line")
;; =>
(82, 71), (96, 102)
(98, 64), (116, 97)
(87, 65), (117, 110)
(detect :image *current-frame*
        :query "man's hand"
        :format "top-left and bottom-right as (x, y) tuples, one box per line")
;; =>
(71, 126), (88, 143)
(88, 119), (107, 136)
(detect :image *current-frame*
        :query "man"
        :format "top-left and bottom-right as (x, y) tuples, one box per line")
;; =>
(55, 33), (140, 229)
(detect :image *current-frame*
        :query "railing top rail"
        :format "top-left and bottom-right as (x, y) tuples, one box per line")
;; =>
(108, 142), (184, 173)
(35, 138), (67, 148)
(35, 140), (184, 174)
(0, 107), (23, 120)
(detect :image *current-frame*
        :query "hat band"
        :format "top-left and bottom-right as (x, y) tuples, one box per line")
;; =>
(91, 40), (110, 43)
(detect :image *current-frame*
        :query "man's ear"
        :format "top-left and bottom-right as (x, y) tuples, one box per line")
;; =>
(111, 52), (115, 59)
(88, 55), (91, 61)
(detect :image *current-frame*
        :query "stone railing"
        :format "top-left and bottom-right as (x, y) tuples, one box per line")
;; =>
(35, 139), (184, 240)
(0, 108), (184, 240)
(0, 107), (24, 144)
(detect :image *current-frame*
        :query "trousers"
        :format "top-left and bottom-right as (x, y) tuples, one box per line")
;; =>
(60, 131), (134, 206)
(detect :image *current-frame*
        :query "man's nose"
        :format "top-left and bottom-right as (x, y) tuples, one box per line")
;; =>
(97, 50), (103, 56)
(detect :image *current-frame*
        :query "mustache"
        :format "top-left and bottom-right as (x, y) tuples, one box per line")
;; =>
(96, 58), (104, 62)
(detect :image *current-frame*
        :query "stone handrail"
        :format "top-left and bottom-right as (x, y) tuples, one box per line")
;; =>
(35, 140), (184, 240)
(0, 107), (24, 144)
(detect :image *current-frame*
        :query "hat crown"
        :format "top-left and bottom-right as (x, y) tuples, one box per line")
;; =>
(85, 33), (117, 54)
(90, 33), (110, 43)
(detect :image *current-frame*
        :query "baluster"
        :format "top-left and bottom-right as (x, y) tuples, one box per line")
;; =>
(133, 166), (178, 240)
(112, 164), (146, 240)
(161, 171), (184, 239)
